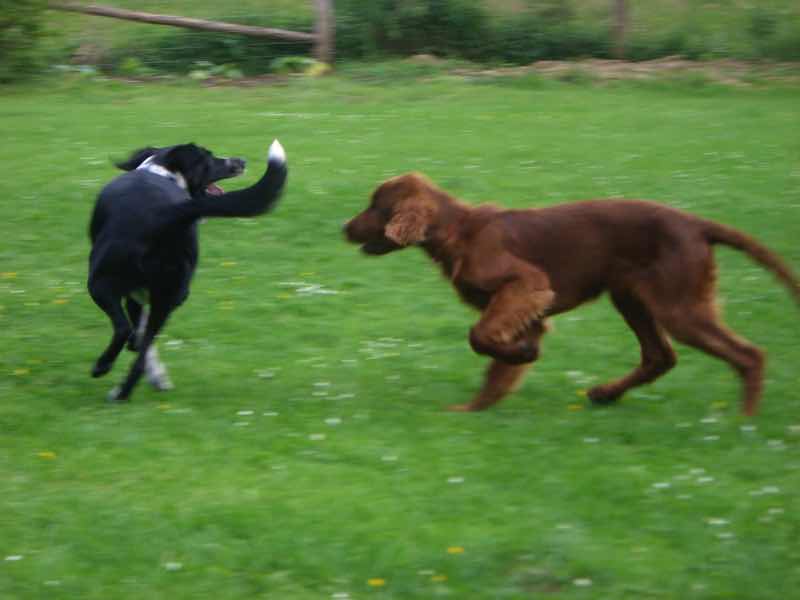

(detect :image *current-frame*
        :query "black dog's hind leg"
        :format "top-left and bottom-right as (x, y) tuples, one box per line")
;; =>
(108, 300), (171, 402)
(89, 281), (132, 378)
(125, 297), (143, 350)
(130, 304), (174, 392)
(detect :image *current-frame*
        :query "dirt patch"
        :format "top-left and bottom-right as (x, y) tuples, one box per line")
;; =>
(464, 56), (800, 85)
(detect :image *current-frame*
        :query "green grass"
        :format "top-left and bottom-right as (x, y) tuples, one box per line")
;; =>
(1, 70), (799, 598)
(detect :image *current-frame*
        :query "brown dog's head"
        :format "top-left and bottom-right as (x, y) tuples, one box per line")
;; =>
(344, 173), (442, 255)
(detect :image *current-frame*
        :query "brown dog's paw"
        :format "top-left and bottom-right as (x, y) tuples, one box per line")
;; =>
(587, 385), (622, 405)
(447, 403), (477, 412)
(469, 328), (539, 364)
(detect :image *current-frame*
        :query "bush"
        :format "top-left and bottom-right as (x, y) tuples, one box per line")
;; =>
(491, 13), (609, 63)
(748, 7), (800, 60)
(106, 14), (314, 76)
(335, 0), (609, 64)
(335, 0), (490, 60)
(0, 0), (48, 83)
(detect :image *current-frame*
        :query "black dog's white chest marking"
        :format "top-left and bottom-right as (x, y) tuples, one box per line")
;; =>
(136, 156), (187, 190)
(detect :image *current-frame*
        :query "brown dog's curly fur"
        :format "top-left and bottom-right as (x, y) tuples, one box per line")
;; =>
(345, 173), (799, 415)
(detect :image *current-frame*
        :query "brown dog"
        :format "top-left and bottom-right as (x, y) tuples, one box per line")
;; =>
(344, 173), (799, 415)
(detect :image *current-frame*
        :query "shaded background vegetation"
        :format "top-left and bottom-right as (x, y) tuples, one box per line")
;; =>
(3, 0), (800, 81)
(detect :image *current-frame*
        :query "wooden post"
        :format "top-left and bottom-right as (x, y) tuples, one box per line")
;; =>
(612, 0), (628, 60)
(313, 0), (334, 65)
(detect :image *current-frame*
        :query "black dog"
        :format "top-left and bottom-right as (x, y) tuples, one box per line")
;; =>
(88, 140), (287, 402)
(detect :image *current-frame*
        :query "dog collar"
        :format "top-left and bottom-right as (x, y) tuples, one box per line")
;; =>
(137, 156), (188, 191)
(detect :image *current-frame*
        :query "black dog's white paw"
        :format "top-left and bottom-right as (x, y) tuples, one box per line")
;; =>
(145, 347), (173, 391)
(106, 386), (127, 403)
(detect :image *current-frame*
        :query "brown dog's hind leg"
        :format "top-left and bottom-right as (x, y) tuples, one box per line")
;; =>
(588, 291), (677, 405)
(660, 303), (765, 416)
(449, 360), (531, 412)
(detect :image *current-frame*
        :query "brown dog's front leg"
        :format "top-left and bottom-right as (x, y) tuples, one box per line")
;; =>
(468, 279), (553, 364)
(449, 360), (531, 412)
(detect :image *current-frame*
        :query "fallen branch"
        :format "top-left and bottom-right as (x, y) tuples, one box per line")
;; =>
(48, 2), (315, 43)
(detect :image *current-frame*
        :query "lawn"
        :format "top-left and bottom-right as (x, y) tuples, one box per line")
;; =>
(1, 70), (798, 598)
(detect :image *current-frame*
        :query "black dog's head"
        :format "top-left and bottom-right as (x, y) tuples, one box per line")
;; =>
(116, 144), (246, 196)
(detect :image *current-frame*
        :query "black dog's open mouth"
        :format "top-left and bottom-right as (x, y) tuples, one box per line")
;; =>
(206, 183), (224, 196)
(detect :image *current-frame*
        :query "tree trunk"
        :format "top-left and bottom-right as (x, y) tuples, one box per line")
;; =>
(313, 0), (335, 64)
(612, 0), (628, 60)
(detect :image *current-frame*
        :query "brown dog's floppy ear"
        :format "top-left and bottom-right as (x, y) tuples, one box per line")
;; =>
(385, 205), (431, 246)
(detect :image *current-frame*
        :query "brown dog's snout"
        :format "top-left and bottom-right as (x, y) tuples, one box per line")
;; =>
(342, 216), (359, 242)
(343, 211), (379, 244)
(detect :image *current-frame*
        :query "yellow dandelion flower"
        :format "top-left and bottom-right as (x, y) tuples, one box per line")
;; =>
(576, 389), (588, 398)
(13, 368), (30, 376)
(367, 578), (386, 587)
(431, 574), (448, 583)
(447, 546), (465, 554)
(221, 261), (237, 267)
(53, 298), (68, 305)
(1, 272), (17, 279)
(37, 451), (57, 459)
(568, 403), (584, 411)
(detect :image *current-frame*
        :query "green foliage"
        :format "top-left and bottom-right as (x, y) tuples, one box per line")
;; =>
(105, 14), (314, 76)
(490, 10), (609, 63)
(335, 0), (609, 63)
(117, 56), (156, 78)
(748, 7), (800, 60)
(748, 7), (779, 40)
(0, 0), (47, 83)
(267, 56), (329, 76)
(335, 0), (490, 60)
(186, 60), (244, 80)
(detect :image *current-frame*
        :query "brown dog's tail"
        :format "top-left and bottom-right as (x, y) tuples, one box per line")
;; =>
(704, 220), (800, 304)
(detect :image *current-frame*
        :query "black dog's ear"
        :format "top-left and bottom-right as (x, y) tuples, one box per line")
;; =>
(163, 143), (208, 194)
(163, 143), (203, 174)
(114, 147), (159, 171)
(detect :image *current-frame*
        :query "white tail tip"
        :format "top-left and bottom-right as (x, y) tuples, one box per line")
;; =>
(268, 139), (286, 165)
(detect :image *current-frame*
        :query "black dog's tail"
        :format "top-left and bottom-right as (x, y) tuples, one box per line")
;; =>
(195, 140), (287, 218)
(157, 140), (288, 231)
